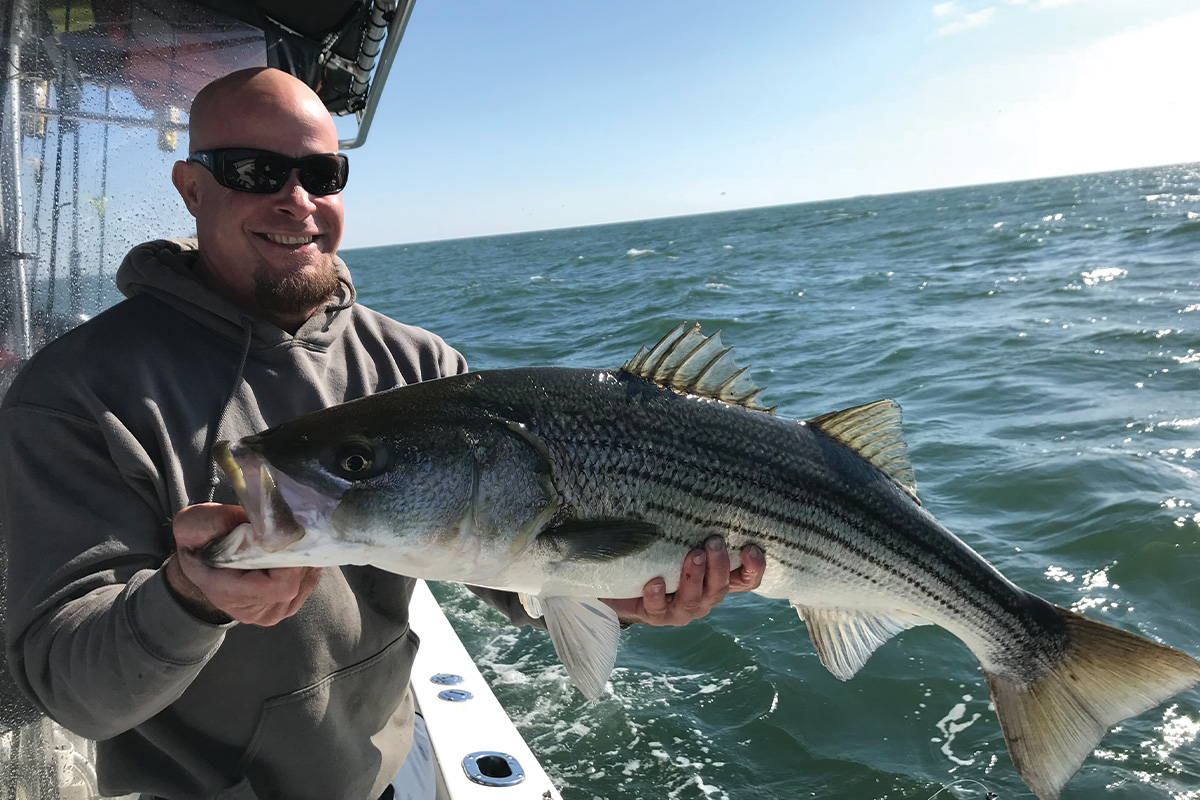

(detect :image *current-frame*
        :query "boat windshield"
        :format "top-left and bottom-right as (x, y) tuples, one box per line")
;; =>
(0, 1), (412, 795)
(0, 0), (265, 382)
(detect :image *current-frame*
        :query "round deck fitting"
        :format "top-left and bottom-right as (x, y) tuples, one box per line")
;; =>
(462, 751), (525, 787)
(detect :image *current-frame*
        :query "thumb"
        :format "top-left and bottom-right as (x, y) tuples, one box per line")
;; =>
(173, 503), (251, 551)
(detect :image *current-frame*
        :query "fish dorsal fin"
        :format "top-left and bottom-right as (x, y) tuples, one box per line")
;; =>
(807, 399), (919, 503)
(622, 323), (774, 413)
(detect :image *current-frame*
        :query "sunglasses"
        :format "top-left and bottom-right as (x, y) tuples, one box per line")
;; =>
(187, 148), (350, 196)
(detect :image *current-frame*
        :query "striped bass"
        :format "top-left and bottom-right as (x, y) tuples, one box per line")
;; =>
(204, 323), (1200, 800)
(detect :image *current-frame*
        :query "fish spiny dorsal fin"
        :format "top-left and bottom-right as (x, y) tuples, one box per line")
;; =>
(807, 399), (919, 502)
(621, 323), (775, 413)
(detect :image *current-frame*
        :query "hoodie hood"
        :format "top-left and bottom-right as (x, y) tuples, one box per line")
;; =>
(115, 239), (357, 353)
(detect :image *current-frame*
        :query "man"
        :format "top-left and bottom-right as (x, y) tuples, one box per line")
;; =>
(0, 68), (765, 800)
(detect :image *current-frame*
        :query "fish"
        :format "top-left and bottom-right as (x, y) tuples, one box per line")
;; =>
(204, 323), (1200, 800)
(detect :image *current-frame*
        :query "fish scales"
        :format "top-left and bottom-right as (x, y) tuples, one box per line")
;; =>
(491, 367), (1038, 653)
(205, 324), (1200, 800)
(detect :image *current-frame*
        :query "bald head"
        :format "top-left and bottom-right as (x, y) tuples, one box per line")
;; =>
(188, 67), (337, 154)
(174, 67), (346, 332)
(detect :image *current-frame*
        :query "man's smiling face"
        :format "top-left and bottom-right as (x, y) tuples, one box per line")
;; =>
(174, 69), (345, 329)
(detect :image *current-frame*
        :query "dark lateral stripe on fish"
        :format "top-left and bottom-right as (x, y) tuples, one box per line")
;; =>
(643, 500), (897, 586)
(641, 498), (987, 623)
(583, 458), (1034, 643)
(552, 428), (1012, 584)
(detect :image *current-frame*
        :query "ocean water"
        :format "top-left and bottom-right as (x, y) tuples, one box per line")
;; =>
(343, 163), (1200, 800)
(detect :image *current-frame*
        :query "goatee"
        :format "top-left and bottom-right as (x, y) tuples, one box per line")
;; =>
(253, 258), (342, 317)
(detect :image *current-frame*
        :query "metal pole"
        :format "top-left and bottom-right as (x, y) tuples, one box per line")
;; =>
(67, 110), (81, 318)
(338, 0), (418, 149)
(94, 86), (111, 313)
(44, 104), (64, 320)
(30, 113), (47, 285)
(1, 0), (34, 359)
(21, 105), (190, 131)
(349, 0), (398, 102)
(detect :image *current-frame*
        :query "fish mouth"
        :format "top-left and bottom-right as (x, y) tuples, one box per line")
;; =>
(203, 439), (335, 566)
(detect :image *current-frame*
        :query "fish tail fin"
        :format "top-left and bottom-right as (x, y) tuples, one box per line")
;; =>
(983, 606), (1200, 800)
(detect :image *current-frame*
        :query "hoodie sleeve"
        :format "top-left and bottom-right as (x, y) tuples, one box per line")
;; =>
(0, 394), (228, 741)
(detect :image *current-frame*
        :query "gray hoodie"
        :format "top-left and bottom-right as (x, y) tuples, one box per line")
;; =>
(0, 240), (537, 800)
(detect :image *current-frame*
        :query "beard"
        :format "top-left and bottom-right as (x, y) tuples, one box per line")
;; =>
(252, 256), (342, 317)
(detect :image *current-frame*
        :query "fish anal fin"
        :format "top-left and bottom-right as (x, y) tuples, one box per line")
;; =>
(621, 323), (773, 412)
(985, 607), (1200, 800)
(807, 399), (919, 503)
(541, 596), (622, 700)
(795, 604), (924, 681)
(538, 519), (660, 562)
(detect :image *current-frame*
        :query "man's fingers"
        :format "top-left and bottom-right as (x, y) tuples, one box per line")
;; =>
(702, 538), (732, 601)
(674, 548), (707, 613)
(641, 578), (668, 620)
(173, 503), (249, 550)
(603, 540), (769, 628)
(168, 503), (317, 627)
(729, 544), (766, 592)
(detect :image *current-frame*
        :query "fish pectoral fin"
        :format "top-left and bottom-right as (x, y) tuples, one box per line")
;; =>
(806, 400), (919, 503)
(541, 596), (622, 701)
(537, 519), (661, 562)
(795, 604), (925, 681)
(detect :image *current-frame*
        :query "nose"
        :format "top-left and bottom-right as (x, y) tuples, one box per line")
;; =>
(273, 169), (318, 217)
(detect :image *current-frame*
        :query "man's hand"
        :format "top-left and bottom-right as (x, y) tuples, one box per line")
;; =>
(164, 503), (322, 626)
(602, 538), (765, 627)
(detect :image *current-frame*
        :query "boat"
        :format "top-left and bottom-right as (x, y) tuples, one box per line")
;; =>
(0, 1), (562, 797)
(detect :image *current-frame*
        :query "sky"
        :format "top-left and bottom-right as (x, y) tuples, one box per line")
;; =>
(332, 0), (1200, 248)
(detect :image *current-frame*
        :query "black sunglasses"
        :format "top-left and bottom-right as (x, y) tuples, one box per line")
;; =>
(187, 148), (350, 196)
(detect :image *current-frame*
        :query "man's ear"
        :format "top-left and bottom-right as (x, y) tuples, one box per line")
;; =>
(172, 161), (203, 216)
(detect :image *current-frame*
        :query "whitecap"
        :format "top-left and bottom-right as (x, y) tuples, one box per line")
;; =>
(1081, 267), (1127, 286)
(1155, 417), (1200, 429)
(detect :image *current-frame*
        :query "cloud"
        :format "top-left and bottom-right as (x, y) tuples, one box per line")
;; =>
(937, 7), (997, 35)
(1002, 0), (1085, 7)
(935, 0), (1084, 35)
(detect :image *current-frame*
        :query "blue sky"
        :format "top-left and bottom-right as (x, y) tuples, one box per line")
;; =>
(334, 0), (1200, 247)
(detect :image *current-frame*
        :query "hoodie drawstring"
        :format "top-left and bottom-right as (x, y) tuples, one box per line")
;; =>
(205, 316), (254, 502)
(321, 276), (355, 332)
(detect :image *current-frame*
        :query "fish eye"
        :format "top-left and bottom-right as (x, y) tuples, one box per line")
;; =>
(331, 441), (388, 480)
(342, 451), (370, 472)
